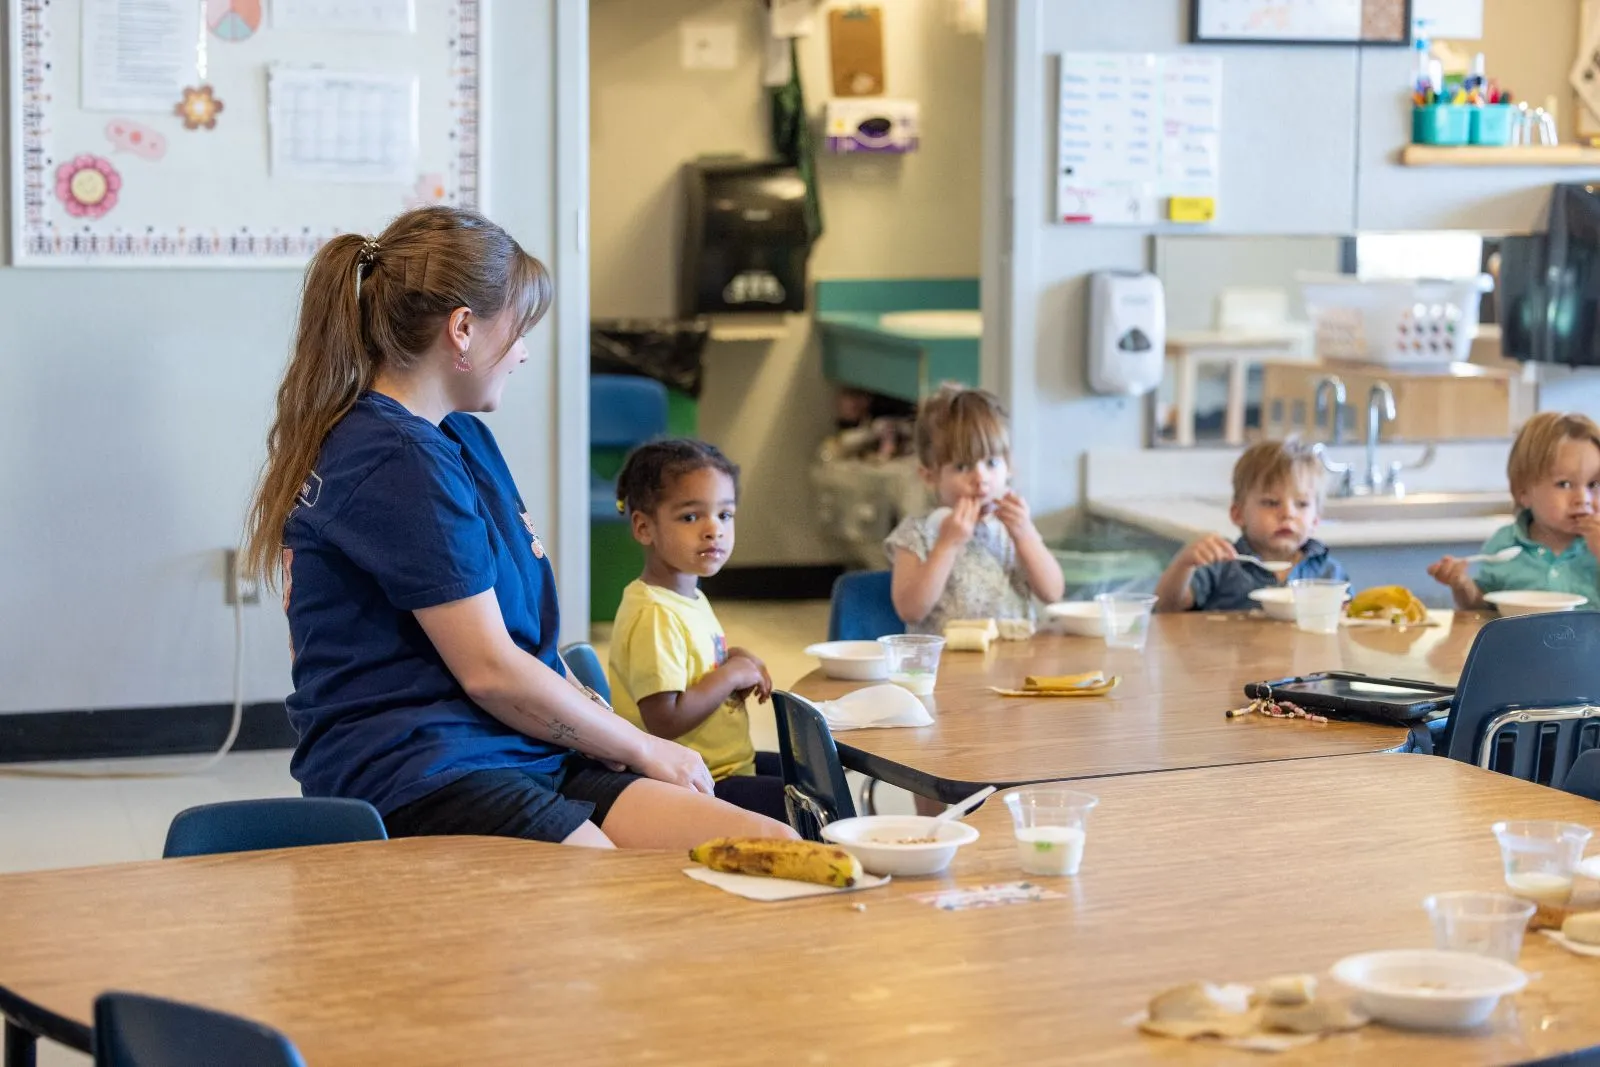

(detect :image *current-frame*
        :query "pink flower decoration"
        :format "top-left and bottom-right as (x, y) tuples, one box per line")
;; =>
(55, 155), (122, 218)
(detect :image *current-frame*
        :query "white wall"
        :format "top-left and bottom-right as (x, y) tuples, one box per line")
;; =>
(0, 2), (568, 714)
(590, 0), (984, 565)
(1002, 0), (1600, 535)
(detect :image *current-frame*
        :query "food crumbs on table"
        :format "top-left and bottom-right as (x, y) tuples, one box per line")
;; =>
(852, 903), (867, 912)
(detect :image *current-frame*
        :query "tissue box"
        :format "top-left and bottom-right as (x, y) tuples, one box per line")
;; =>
(825, 98), (920, 154)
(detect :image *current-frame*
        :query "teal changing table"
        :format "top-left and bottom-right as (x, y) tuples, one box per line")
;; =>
(816, 279), (980, 402)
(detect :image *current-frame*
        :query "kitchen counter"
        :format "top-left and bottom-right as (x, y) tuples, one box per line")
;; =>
(1083, 443), (1515, 605)
(1089, 495), (1510, 549)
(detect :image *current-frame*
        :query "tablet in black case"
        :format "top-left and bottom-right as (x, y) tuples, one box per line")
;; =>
(1243, 672), (1456, 725)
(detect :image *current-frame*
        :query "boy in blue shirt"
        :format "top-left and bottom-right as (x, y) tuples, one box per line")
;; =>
(1430, 412), (1600, 610)
(1155, 440), (1348, 613)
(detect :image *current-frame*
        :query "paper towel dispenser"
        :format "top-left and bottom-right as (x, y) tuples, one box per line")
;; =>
(681, 159), (811, 317)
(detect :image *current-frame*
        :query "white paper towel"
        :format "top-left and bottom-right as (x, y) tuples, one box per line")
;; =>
(819, 684), (934, 731)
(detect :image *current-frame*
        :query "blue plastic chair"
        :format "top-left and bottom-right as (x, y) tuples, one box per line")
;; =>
(94, 992), (305, 1067)
(772, 690), (857, 841)
(591, 374), (669, 521)
(1438, 612), (1600, 796)
(560, 641), (611, 704)
(827, 570), (904, 642)
(162, 798), (388, 859)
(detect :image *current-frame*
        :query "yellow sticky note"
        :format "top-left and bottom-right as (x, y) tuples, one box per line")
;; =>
(1168, 196), (1216, 223)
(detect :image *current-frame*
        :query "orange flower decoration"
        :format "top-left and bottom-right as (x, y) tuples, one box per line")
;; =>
(175, 85), (225, 130)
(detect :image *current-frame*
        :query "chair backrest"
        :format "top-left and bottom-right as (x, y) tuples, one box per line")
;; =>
(590, 374), (669, 450)
(94, 992), (306, 1067)
(827, 570), (904, 642)
(1445, 613), (1600, 792)
(560, 641), (611, 704)
(771, 690), (856, 841)
(162, 798), (388, 859)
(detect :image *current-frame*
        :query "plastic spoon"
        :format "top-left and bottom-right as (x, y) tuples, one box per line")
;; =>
(1236, 555), (1294, 575)
(935, 785), (996, 823)
(1458, 546), (1524, 565)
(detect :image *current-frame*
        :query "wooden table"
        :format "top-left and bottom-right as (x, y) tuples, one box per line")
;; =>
(2, 756), (1597, 1066)
(795, 611), (1487, 802)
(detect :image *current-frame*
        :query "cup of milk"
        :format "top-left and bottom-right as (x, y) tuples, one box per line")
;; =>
(1492, 821), (1593, 906)
(1002, 787), (1099, 876)
(878, 634), (945, 697)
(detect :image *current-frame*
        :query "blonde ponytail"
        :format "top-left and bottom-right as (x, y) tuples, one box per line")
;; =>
(244, 207), (553, 588)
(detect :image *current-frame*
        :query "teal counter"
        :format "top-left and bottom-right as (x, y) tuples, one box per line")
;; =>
(816, 279), (980, 403)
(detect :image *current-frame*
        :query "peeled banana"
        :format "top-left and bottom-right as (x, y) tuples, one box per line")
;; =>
(689, 837), (863, 888)
(1347, 585), (1428, 625)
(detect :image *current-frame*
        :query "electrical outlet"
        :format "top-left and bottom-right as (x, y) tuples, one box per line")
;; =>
(224, 548), (261, 606)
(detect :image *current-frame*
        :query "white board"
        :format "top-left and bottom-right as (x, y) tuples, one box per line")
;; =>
(1056, 53), (1222, 227)
(8, 0), (484, 267)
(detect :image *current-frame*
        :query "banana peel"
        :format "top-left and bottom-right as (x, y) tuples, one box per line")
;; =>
(1346, 585), (1428, 626)
(991, 670), (1119, 698)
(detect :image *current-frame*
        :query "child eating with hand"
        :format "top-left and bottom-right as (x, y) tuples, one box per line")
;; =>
(1429, 412), (1600, 611)
(1154, 440), (1348, 613)
(885, 384), (1065, 633)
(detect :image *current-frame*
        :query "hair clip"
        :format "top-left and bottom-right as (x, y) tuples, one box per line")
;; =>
(615, 499), (626, 515)
(357, 237), (381, 267)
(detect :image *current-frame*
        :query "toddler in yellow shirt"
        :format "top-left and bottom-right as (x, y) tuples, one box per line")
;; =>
(607, 439), (786, 823)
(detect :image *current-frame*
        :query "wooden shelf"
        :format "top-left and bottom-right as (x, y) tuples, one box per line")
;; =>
(1401, 144), (1600, 167)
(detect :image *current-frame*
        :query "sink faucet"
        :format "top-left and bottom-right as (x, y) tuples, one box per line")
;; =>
(1314, 375), (1347, 446)
(1365, 382), (1397, 493)
(1316, 381), (1435, 498)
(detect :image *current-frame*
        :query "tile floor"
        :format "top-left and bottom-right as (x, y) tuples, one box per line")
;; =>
(2, 600), (904, 1066)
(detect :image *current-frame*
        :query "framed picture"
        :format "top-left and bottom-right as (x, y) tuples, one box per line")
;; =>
(1190, 0), (1413, 46)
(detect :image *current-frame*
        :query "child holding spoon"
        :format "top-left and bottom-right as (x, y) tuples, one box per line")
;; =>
(1429, 412), (1600, 610)
(1155, 440), (1348, 613)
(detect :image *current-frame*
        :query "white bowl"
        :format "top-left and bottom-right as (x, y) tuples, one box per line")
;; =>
(1331, 949), (1527, 1031)
(1484, 590), (1589, 617)
(821, 816), (980, 877)
(804, 640), (888, 681)
(1044, 600), (1104, 637)
(1248, 586), (1297, 622)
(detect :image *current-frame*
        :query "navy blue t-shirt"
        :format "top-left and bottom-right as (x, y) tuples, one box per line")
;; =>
(283, 392), (567, 815)
(1189, 536), (1348, 612)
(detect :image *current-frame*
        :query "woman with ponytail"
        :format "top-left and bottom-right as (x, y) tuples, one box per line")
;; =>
(244, 207), (794, 847)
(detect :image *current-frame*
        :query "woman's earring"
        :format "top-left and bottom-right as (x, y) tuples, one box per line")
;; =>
(455, 352), (472, 372)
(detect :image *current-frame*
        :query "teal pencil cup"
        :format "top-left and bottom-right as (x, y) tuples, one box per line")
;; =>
(1471, 104), (1515, 146)
(1412, 105), (1472, 146)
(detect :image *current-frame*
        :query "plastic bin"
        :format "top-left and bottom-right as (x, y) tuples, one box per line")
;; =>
(1413, 105), (1471, 146)
(1471, 105), (1515, 147)
(1298, 271), (1492, 366)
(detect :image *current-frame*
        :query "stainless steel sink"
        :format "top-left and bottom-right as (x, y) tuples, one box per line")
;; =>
(1320, 493), (1514, 523)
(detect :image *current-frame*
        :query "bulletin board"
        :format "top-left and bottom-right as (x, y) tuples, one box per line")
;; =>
(7, 0), (484, 267)
(1190, 0), (1412, 45)
(1056, 53), (1222, 227)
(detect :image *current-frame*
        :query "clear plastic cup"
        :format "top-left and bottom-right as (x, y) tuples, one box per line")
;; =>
(877, 634), (945, 696)
(1002, 787), (1099, 876)
(1096, 593), (1158, 651)
(1290, 578), (1349, 634)
(1492, 821), (1593, 906)
(1423, 892), (1536, 962)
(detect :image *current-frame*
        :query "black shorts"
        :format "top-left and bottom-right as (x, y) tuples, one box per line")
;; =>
(383, 758), (641, 844)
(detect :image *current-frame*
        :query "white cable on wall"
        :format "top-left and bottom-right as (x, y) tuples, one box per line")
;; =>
(0, 592), (250, 781)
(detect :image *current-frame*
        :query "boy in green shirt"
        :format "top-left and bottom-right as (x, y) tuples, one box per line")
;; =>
(1430, 412), (1600, 610)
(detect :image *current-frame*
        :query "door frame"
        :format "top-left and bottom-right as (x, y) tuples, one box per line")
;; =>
(553, 0), (591, 643)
